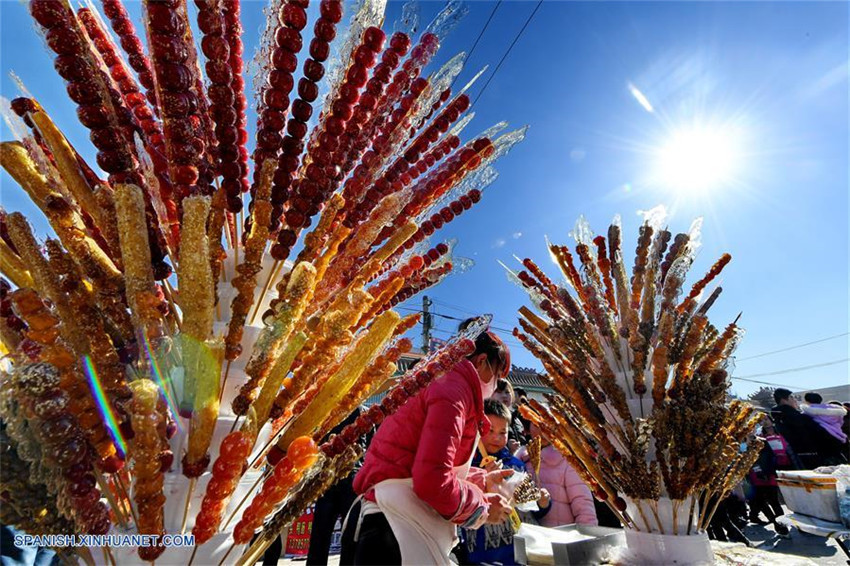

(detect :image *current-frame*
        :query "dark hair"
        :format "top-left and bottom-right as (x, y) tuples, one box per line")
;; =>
(483, 399), (511, 421)
(804, 392), (823, 404)
(495, 378), (514, 397)
(829, 401), (843, 406)
(459, 317), (511, 377)
(773, 388), (793, 405)
(514, 387), (528, 399)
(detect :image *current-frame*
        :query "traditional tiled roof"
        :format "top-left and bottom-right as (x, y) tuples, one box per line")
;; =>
(364, 359), (554, 406)
(508, 366), (551, 392)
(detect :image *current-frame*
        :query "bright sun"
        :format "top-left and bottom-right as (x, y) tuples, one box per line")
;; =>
(654, 124), (743, 193)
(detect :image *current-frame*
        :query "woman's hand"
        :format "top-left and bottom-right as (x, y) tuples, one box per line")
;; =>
(485, 469), (514, 492)
(484, 493), (512, 524)
(537, 488), (551, 509)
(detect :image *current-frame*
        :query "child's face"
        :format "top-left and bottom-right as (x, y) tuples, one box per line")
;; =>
(491, 390), (513, 407)
(483, 415), (509, 454)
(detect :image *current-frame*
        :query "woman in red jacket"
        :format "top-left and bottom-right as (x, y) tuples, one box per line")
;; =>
(345, 328), (514, 565)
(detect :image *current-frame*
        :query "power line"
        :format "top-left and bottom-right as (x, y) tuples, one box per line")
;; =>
(732, 358), (849, 380)
(736, 332), (849, 361)
(471, 0), (543, 107)
(429, 298), (515, 328)
(450, 0), (503, 91)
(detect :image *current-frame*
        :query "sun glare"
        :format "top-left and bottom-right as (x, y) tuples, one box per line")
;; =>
(654, 124), (743, 194)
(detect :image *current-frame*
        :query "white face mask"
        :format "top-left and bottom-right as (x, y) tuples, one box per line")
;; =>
(479, 359), (498, 399)
(481, 375), (497, 399)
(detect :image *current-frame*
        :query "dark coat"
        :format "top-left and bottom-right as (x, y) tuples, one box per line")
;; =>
(771, 404), (847, 468)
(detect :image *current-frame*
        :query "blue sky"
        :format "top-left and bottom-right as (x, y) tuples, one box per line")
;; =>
(2, 1), (848, 398)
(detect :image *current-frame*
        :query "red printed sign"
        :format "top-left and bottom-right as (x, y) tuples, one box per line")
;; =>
(284, 505), (314, 557)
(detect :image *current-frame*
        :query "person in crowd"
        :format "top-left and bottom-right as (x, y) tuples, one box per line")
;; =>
(706, 492), (753, 546)
(509, 387), (531, 449)
(457, 400), (551, 565)
(490, 379), (526, 453)
(770, 388), (841, 468)
(747, 418), (791, 537)
(343, 323), (515, 565)
(308, 409), (369, 566)
(801, 393), (849, 465)
(491, 378), (514, 407)
(521, 422), (596, 528)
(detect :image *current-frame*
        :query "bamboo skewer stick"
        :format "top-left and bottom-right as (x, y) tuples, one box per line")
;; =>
(221, 469), (268, 530)
(187, 545), (198, 566)
(250, 259), (282, 324)
(217, 542), (236, 566)
(219, 360), (233, 404)
(115, 475), (140, 527)
(180, 477), (197, 535)
(97, 475), (128, 529)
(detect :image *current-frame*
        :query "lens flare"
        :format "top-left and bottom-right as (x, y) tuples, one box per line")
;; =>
(81, 355), (127, 458)
(141, 335), (183, 434)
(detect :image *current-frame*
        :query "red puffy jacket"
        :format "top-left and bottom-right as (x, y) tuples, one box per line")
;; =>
(353, 359), (491, 524)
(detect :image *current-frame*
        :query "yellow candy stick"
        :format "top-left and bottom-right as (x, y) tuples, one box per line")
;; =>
(244, 330), (308, 440)
(177, 196), (214, 411)
(30, 110), (105, 230)
(276, 310), (401, 450)
(185, 340), (223, 465)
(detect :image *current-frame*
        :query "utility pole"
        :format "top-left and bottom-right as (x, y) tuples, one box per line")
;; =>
(422, 295), (433, 353)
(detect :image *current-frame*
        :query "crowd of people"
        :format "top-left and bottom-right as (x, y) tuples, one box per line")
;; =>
(708, 388), (849, 547)
(287, 333), (849, 565)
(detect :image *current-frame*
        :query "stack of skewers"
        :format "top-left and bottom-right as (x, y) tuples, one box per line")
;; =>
(0, 0), (524, 563)
(508, 209), (761, 560)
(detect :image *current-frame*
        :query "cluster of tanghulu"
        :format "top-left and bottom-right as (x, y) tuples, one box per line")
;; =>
(510, 210), (762, 537)
(0, 0), (523, 561)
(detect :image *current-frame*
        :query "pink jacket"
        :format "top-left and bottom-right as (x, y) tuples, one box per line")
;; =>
(353, 359), (490, 524)
(527, 445), (597, 527)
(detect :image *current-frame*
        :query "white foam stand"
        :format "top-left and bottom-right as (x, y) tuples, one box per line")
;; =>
(616, 496), (713, 565)
(88, 249), (290, 564)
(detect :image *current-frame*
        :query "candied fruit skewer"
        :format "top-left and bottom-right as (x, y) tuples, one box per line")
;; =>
(310, 194), (403, 309)
(128, 379), (167, 561)
(195, 0), (245, 216)
(270, 310), (400, 456)
(10, 281), (123, 471)
(271, 24), (382, 261)
(232, 262), (316, 416)
(321, 335), (477, 458)
(224, 160), (274, 361)
(77, 7), (178, 242)
(334, 31), (410, 193)
(28, 0), (171, 279)
(268, 0), (347, 262)
(368, 94), (470, 243)
(245, 0), (312, 232)
(221, 0), (250, 196)
(0, 240), (33, 290)
(264, 193), (345, 318)
(0, 129), (115, 266)
(7, 352), (111, 534)
(44, 239), (131, 433)
(313, 337), (411, 442)
(268, 288), (372, 424)
(337, 32), (433, 202)
(142, 0), (210, 205)
(114, 184), (167, 342)
(231, 436), (319, 544)
(177, 196), (215, 413)
(4, 214), (81, 349)
(382, 261), (453, 314)
(182, 339), (223, 478)
(99, 0), (158, 110)
(249, 0), (309, 181)
(192, 429), (254, 544)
